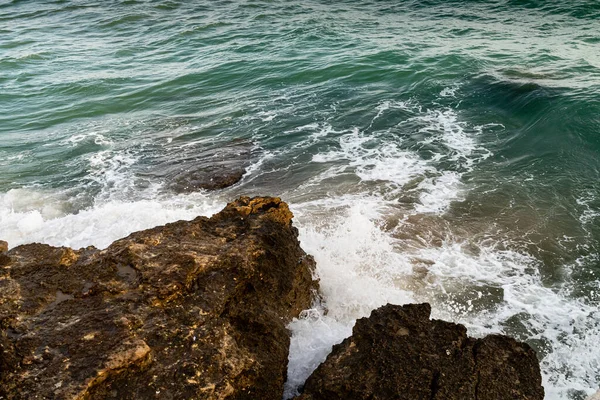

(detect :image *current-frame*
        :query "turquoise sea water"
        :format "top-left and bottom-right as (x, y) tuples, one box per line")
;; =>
(1, 1), (600, 398)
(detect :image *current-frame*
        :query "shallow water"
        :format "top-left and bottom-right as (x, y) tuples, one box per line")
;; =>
(1, 1), (600, 398)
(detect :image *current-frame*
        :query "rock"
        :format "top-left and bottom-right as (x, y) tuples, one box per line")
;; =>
(143, 139), (253, 193)
(296, 303), (544, 400)
(0, 197), (318, 400)
(0, 240), (7, 253)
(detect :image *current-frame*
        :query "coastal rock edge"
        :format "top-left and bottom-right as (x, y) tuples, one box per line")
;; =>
(0, 196), (317, 400)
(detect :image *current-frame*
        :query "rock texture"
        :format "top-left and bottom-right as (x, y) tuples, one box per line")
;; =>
(296, 303), (544, 400)
(0, 197), (317, 400)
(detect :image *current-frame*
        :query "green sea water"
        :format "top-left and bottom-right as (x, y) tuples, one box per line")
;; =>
(1, 1), (600, 398)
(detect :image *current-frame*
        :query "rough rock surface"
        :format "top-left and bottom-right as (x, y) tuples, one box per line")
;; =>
(0, 197), (317, 400)
(296, 303), (544, 400)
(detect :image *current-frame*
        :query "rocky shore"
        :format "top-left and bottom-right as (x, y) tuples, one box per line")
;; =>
(0, 197), (544, 399)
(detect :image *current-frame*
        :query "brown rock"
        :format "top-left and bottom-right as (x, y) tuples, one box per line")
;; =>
(0, 196), (318, 400)
(296, 303), (544, 400)
(0, 240), (7, 253)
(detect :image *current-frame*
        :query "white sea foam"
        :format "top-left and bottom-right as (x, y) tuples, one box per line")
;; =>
(87, 150), (141, 200)
(283, 104), (490, 398)
(294, 198), (415, 318)
(0, 146), (225, 249)
(62, 131), (114, 147)
(257, 110), (277, 122)
(306, 102), (488, 216)
(284, 122), (343, 153)
(0, 189), (224, 250)
(353, 143), (431, 187)
(415, 109), (478, 160)
(577, 190), (600, 227)
(284, 197), (415, 398)
(440, 86), (459, 98)
(284, 308), (352, 398)
(369, 99), (415, 128)
(312, 127), (433, 190)
(415, 171), (465, 213)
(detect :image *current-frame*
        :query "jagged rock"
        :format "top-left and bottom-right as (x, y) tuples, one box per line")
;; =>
(0, 197), (317, 400)
(296, 303), (544, 400)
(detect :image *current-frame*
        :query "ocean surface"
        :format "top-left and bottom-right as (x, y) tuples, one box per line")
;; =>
(1, 1), (599, 398)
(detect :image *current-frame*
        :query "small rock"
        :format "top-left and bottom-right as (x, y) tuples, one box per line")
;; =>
(0, 240), (8, 253)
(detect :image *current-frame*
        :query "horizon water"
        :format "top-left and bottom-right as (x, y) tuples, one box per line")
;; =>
(1, 1), (600, 399)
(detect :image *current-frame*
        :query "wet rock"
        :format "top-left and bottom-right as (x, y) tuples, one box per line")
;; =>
(173, 167), (246, 191)
(145, 139), (253, 193)
(296, 303), (544, 400)
(0, 197), (317, 400)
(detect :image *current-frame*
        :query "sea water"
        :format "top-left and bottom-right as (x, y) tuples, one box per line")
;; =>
(1, 1), (600, 398)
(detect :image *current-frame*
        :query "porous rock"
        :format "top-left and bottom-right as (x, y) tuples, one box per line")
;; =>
(0, 197), (317, 400)
(296, 303), (544, 400)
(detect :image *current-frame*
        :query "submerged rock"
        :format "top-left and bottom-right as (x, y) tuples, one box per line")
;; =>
(296, 303), (544, 400)
(144, 138), (253, 193)
(0, 197), (317, 400)
(175, 167), (246, 191)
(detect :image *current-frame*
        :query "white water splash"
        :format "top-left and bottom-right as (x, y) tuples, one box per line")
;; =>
(0, 188), (224, 250)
